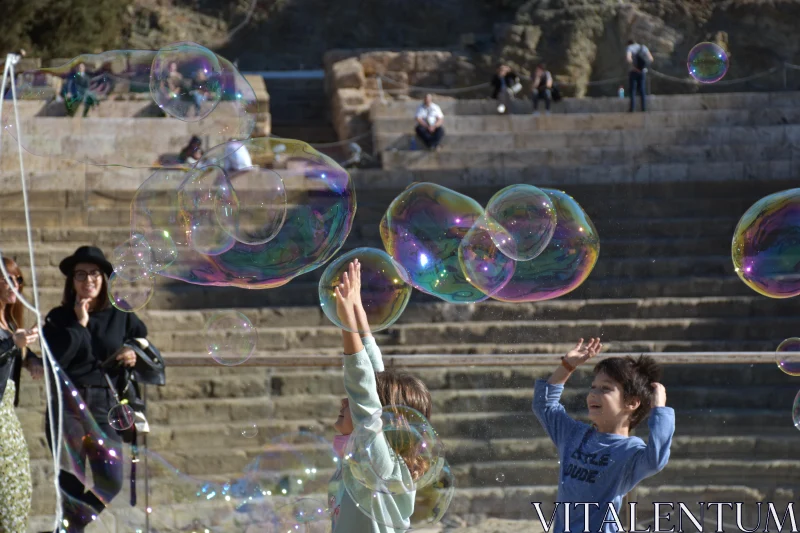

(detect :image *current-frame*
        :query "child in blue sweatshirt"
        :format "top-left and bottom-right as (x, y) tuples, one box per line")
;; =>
(533, 338), (675, 533)
(328, 259), (433, 533)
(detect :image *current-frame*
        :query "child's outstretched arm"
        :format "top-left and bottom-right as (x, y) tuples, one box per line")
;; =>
(619, 382), (675, 493)
(532, 338), (602, 448)
(336, 260), (397, 478)
(351, 276), (384, 373)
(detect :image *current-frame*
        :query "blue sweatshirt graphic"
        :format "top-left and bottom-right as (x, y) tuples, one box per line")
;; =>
(532, 379), (675, 533)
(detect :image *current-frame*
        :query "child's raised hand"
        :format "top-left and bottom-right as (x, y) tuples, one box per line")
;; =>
(651, 382), (666, 407)
(564, 337), (602, 368)
(334, 260), (362, 327)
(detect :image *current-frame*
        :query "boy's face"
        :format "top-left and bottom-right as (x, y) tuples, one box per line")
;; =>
(587, 371), (640, 432)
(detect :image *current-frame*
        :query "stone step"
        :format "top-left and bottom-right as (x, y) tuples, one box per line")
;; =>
(380, 144), (796, 170)
(374, 123), (800, 152)
(370, 92), (800, 118)
(371, 108), (800, 135)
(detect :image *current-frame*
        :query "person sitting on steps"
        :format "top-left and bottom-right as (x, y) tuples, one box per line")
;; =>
(531, 63), (553, 115)
(414, 93), (445, 152)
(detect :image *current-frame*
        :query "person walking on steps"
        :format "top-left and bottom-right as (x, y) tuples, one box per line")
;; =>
(626, 39), (653, 112)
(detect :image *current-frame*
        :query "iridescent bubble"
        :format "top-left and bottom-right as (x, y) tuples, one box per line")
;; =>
(2, 46), (256, 167)
(108, 403), (135, 431)
(776, 338), (800, 377)
(108, 272), (154, 312)
(215, 165), (287, 245)
(492, 188), (600, 302)
(276, 498), (331, 532)
(458, 215), (516, 297)
(111, 234), (153, 282)
(380, 182), (487, 303)
(150, 41), (222, 121)
(344, 456), (455, 530)
(732, 188), (800, 298)
(496, 472), (505, 483)
(130, 169), (184, 272)
(178, 165), (237, 255)
(154, 138), (355, 288)
(319, 248), (412, 334)
(343, 405), (444, 497)
(687, 42), (729, 84)
(485, 184), (557, 261)
(205, 311), (257, 366)
(241, 423), (259, 439)
(794, 390), (800, 431)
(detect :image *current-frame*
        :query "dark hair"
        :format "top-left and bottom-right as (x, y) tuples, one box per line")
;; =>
(537, 63), (546, 70)
(375, 369), (433, 481)
(61, 263), (110, 311)
(627, 39), (635, 45)
(593, 354), (661, 429)
(2, 257), (25, 330)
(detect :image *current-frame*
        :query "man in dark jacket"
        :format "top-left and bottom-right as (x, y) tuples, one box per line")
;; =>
(490, 64), (521, 114)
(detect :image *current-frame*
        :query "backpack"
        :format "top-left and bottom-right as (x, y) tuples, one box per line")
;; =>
(633, 45), (648, 70)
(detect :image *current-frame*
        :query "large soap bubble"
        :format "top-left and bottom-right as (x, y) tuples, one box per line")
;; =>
(380, 182), (489, 303)
(687, 42), (729, 84)
(147, 137), (354, 288)
(319, 248), (412, 334)
(492, 188), (599, 302)
(732, 188), (800, 298)
(776, 338), (800, 377)
(485, 184), (556, 261)
(2, 45), (257, 168)
(458, 215), (516, 298)
(150, 41), (222, 121)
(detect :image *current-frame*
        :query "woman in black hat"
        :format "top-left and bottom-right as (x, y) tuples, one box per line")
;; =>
(42, 246), (149, 532)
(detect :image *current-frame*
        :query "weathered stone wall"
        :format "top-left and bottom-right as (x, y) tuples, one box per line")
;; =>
(323, 49), (482, 142)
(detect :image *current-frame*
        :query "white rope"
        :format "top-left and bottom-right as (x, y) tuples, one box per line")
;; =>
(0, 53), (65, 532)
(226, 0), (258, 40)
(310, 130), (372, 148)
(647, 67), (780, 86)
(377, 74), (490, 94)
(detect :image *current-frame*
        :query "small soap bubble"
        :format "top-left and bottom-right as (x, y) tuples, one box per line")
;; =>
(241, 423), (259, 439)
(108, 273), (154, 312)
(205, 311), (257, 366)
(776, 338), (800, 377)
(108, 403), (135, 431)
(687, 42), (729, 84)
(150, 41), (223, 121)
(112, 234), (154, 282)
(793, 390), (800, 430)
(496, 472), (505, 483)
(485, 184), (557, 261)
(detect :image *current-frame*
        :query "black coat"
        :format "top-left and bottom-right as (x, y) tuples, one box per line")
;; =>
(490, 72), (520, 99)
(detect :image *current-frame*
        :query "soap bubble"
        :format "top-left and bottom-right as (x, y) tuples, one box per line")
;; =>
(3, 46), (257, 168)
(276, 498), (331, 532)
(319, 248), (412, 334)
(776, 338), (800, 377)
(111, 234), (153, 282)
(732, 188), (800, 298)
(794, 390), (800, 430)
(485, 184), (557, 261)
(108, 272), (154, 312)
(496, 472), (505, 483)
(205, 311), (257, 366)
(492, 189), (599, 302)
(130, 169), (184, 273)
(178, 165), (237, 255)
(215, 165), (287, 245)
(687, 42), (729, 84)
(458, 215), (516, 297)
(343, 405), (444, 497)
(345, 456), (455, 530)
(152, 138), (355, 288)
(150, 41), (222, 121)
(241, 423), (259, 439)
(380, 182), (488, 303)
(107, 403), (135, 431)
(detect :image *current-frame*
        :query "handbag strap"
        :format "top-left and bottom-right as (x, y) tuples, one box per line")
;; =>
(103, 373), (122, 404)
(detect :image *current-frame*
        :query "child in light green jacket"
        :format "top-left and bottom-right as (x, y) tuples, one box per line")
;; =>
(328, 259), (433, 533)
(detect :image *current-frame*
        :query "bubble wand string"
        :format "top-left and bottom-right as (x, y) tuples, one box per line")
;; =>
(0, 52), (65, 532)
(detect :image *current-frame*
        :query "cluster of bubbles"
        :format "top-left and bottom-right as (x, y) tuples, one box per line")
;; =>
(3, 41), (257, 167)
(341, 405), (454, 529)
(687, 42), (729, 84)
(317, 182), (598, 332)
(733, 190), (800, 429)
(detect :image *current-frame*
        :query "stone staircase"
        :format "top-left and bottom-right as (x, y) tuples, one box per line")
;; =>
(1, 91), (797, 531)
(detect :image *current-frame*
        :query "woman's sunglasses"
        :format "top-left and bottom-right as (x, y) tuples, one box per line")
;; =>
(0, 276), (23, 286)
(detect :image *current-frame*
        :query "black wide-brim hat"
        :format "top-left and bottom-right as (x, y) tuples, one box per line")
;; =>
(59, 246), (113, 277)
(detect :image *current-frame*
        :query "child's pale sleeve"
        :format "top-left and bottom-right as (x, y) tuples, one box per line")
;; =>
(343, 346), (397, 478)
(532, 379), (586, 450)
(362, 335), (384, 372)
(619, 406), (675, 493)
